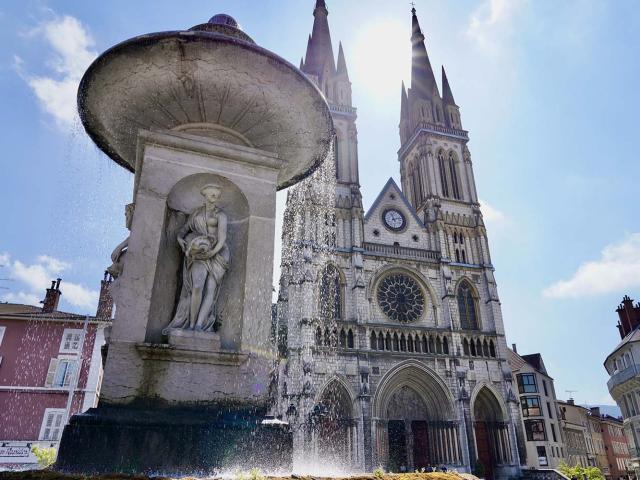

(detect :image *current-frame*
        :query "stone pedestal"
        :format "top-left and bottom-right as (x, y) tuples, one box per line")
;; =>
(167, 328), (221, 352)
(98, 128), (281, 408)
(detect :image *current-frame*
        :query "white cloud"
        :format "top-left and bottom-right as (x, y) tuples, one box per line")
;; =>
(480, 198), (507, 227)
(16, 14), (97, 127)
(2, 291), (41, 307)
(467, 0), (527, 55)
(543, 233), (640, 299)
(0, 253), (98, 310)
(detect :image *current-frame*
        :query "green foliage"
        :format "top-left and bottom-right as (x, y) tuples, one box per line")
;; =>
(473, 459), (485, 478)
(558, 462), (605, 480)
(373, 467), (385, 479)
(31, 445), (57, 469)
(234, 468), (265, 480)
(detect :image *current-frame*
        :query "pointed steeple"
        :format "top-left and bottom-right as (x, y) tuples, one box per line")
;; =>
(442, 66), (456, 106)
(302, 0), (336, 78)
(410, 8), (439, 99)
(400, 81), (408, 121)
(336, 41), (349, 78)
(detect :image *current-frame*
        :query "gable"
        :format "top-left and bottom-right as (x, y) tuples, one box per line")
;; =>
(363, 178), (427, 247)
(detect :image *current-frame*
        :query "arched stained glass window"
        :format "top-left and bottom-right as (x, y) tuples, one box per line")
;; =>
(319, 264), (342, 320)
(457, 281), (479, 330)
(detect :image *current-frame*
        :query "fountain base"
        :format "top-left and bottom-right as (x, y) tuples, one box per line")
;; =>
(55, 405), (292, 475)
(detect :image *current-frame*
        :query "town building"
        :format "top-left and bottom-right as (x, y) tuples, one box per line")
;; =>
(0, 275), (112, 469)
(587, 408), (610, 475)
(507, 346), (566, 469)
(558, 400), (590, 468)
(273, 2), (523, 478)
(604, 295), (640, 476)
(600, 413), (632, 480)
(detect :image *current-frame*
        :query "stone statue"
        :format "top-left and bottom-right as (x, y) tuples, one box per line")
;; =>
(107, 203), (135, 279)
(164, 184), (230, 333)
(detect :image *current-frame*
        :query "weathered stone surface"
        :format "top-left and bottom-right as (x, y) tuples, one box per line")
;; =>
(78, 29), (333, 189)
(100, 131), (280, 407)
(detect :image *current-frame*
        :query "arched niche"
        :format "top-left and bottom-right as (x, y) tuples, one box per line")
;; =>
(313, 379), (357, 468)
(144, 172), (249, 349)
(373, 360), (454, 420)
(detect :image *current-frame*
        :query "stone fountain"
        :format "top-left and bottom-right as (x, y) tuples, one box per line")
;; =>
(55, 14), (333, 475)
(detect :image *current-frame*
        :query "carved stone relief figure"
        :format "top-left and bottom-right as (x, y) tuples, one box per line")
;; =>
(106, 203), (134, 279)
(164, 183), (230, 333)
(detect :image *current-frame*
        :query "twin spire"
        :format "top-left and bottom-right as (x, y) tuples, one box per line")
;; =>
(300, 0), (349, 81)
(409, 7), (456, 106)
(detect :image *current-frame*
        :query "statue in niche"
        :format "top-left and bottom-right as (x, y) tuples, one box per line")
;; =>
(164, 183), (230, 333)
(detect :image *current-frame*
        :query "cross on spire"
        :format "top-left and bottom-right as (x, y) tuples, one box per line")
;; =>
(410, 2), (416, 14)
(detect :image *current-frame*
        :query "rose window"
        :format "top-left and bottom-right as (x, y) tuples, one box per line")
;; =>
(377, 274), (425, 322)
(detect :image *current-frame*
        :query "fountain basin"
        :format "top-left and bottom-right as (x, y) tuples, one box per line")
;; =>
(78, 24), (333, 189)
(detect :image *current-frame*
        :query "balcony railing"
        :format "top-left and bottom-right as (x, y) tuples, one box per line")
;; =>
(363, 242), (440, 263)
(608, 364), (640, 392)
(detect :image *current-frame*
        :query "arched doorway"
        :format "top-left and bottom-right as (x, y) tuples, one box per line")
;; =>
(312, 380), (356, 468)
(472, 386), (513, 480)
(373, 361), (460, 472)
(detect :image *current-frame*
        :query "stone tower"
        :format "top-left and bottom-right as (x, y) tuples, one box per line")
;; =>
(275, 5), (524, 479)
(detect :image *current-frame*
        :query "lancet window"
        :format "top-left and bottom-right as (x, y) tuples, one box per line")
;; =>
(457, 280), (479, 330)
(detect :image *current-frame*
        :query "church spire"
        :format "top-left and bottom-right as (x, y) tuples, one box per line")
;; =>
(336, 41), (349, 78)
(410, 7), (439, 99)
(442, 66), (456, 106)
(302, 0), (336, 78)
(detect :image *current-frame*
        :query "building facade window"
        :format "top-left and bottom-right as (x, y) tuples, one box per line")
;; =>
(59, 328), (83, 353)
(542, 379), (549, 396)
(537, 445), (548, 466)
(457, 280), (478, 330)
(521, 396), (542, 417)
(547, 401), (553, 419)
(448, 152), (461, 200)
(517, 373), (538, 393)
(39, 408), (65, 441)
(45, 358), (77, 388)
(551, 423), (558, 442)
(0, 325), (5, 346)
(438, 152), (449, 198)
(525, 419), (547, 441)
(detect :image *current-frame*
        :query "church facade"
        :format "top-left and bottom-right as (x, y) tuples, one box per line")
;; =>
(273, 2), (524, 478)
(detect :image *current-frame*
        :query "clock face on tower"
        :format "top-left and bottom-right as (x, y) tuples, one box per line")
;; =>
(383, 208), (405, 231)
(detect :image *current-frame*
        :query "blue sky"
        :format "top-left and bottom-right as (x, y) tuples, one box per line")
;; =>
(1, 0), (638, 407)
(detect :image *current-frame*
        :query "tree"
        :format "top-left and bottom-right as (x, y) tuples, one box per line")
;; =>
(31, 445), (57, 469)
(558, 462), (605, 480)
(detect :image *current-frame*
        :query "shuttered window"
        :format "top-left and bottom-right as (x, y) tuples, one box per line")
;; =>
(59, 329), (83, 353)
(39, 409), (65, 441)
(45, 358), (76, 387)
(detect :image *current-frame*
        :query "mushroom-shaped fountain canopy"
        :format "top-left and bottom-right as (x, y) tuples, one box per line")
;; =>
(78, 14), (333, 190)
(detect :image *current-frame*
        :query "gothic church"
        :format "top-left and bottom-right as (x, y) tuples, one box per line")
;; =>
(274, 2), (524, 478)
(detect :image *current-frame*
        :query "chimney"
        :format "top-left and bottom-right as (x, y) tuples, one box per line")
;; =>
(42, 278), (62, 313)
(590, 407), (601, 417)
(567, 398), (575, 406)
(96, 272), (114, 319)
(512, 343), (517, 354)
(616, 295), (640, 339)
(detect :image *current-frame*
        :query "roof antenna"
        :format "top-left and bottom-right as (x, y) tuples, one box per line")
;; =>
(566, 389), (577, 399)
